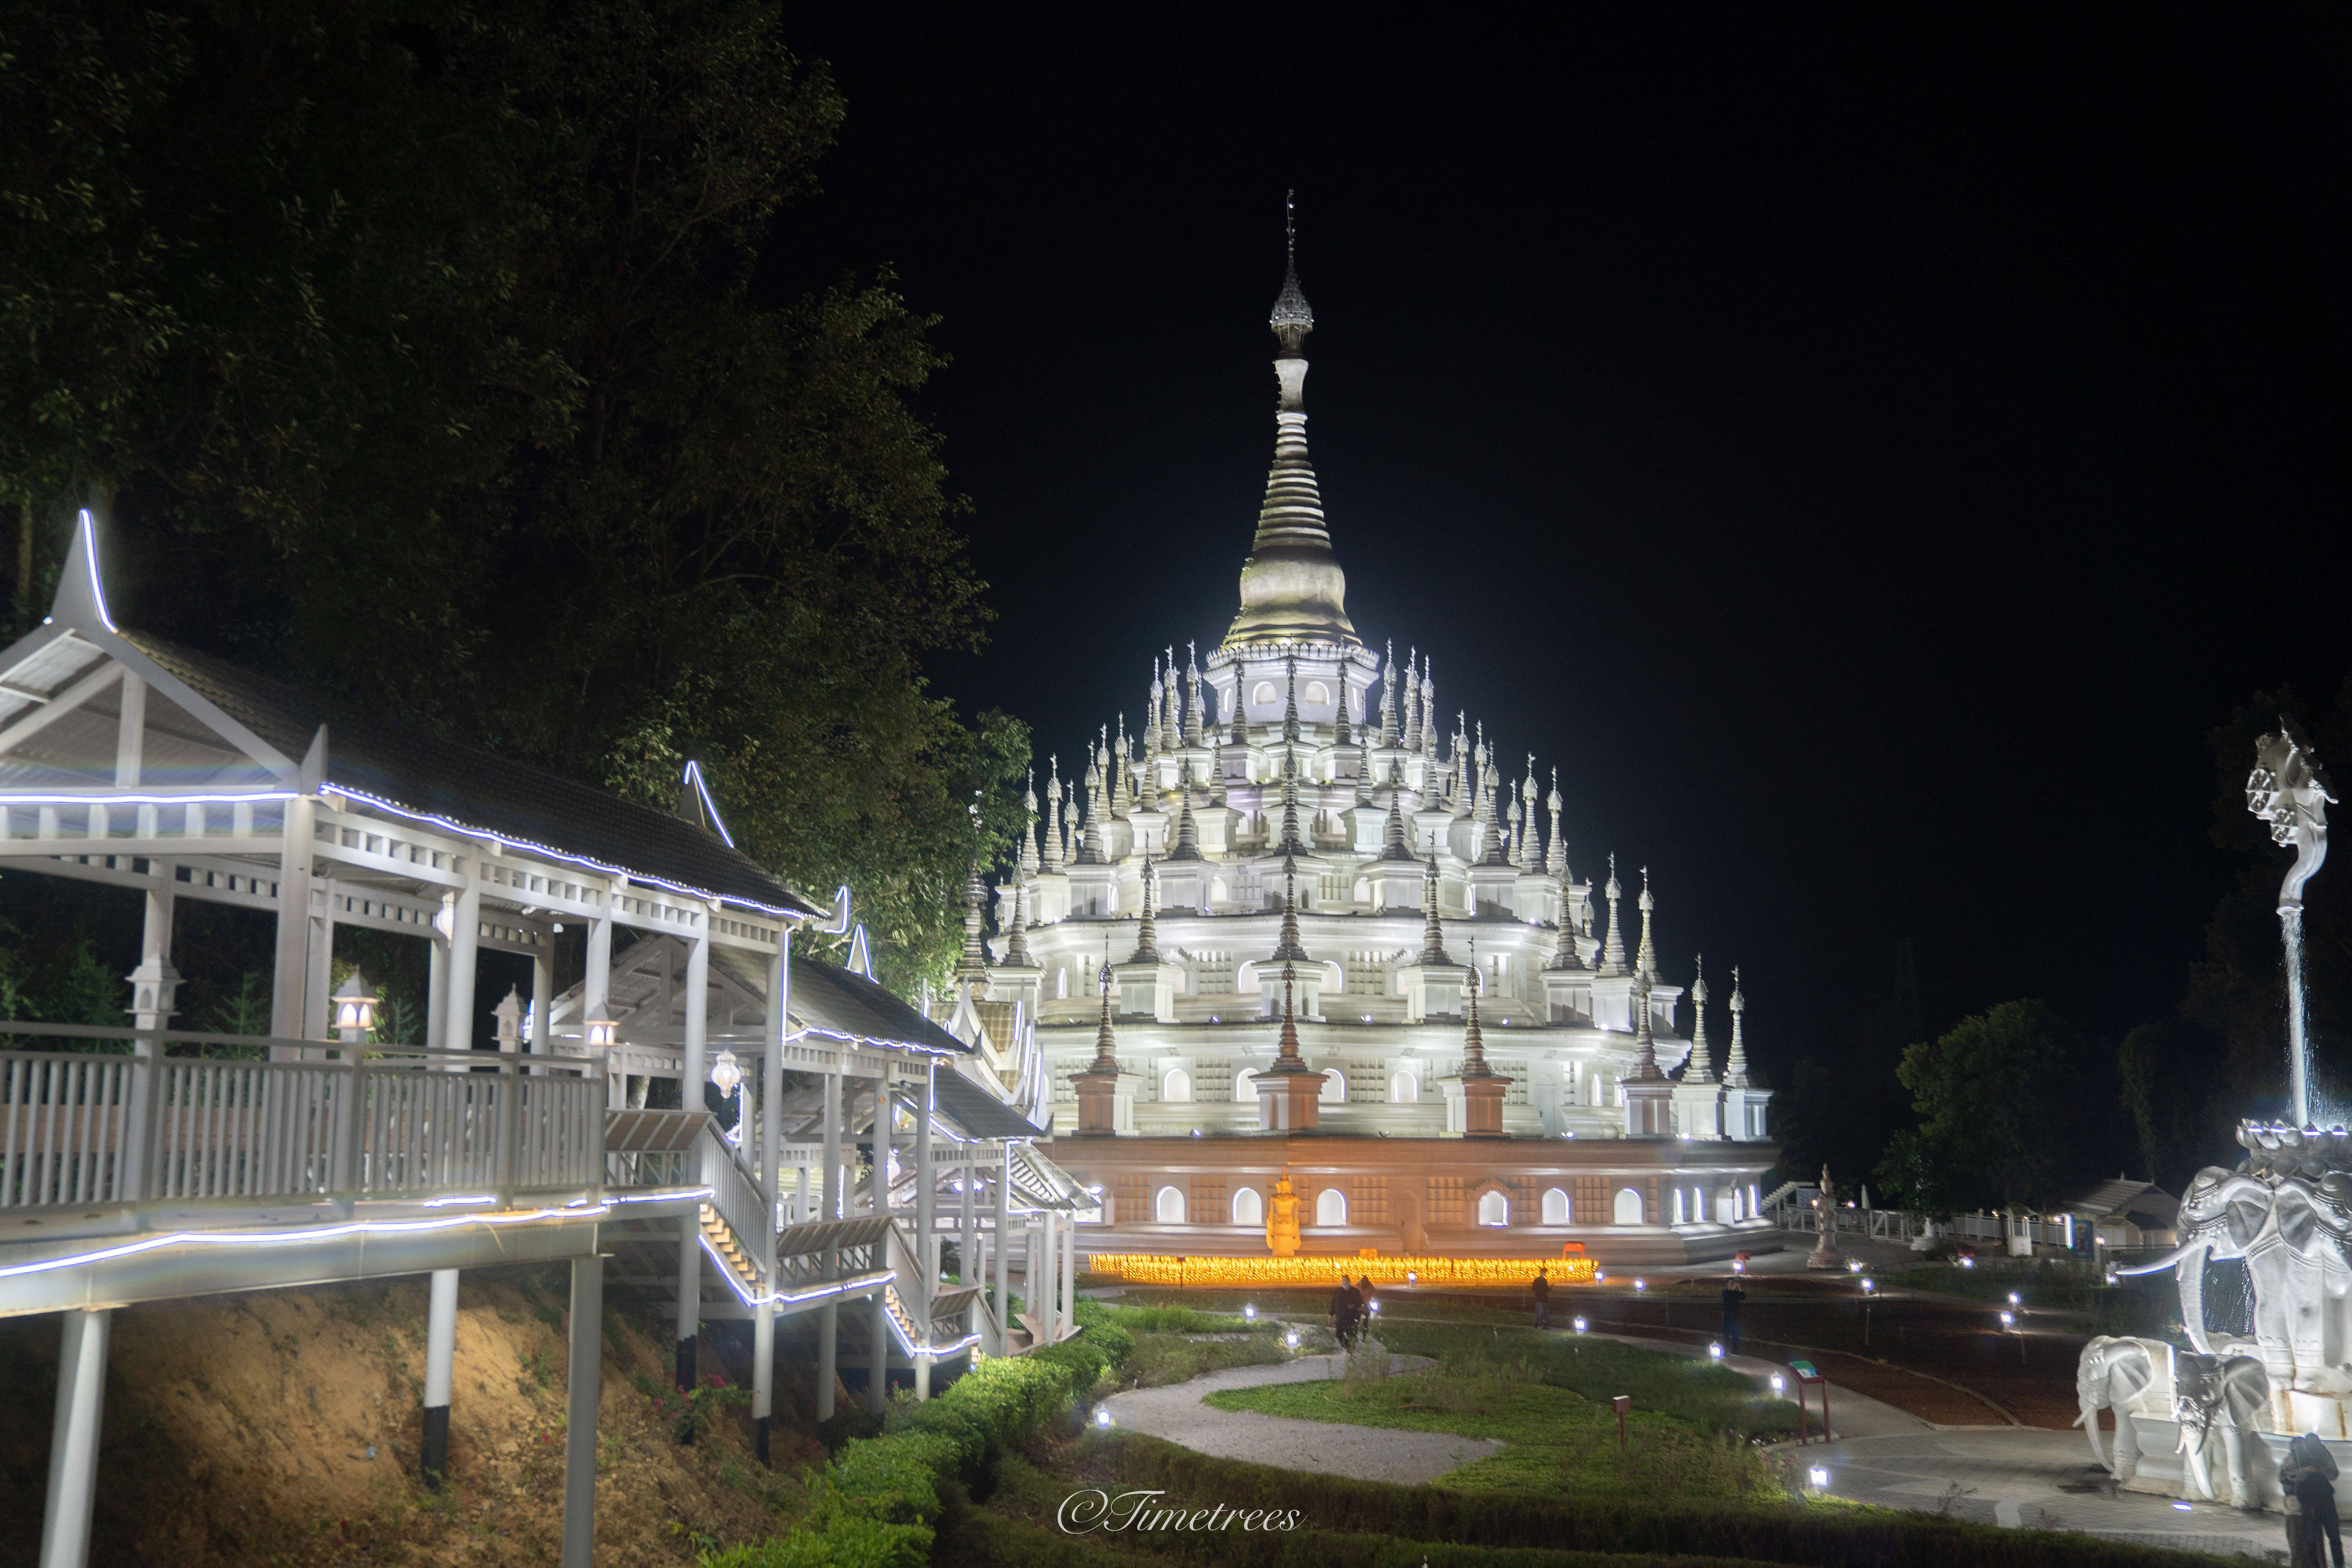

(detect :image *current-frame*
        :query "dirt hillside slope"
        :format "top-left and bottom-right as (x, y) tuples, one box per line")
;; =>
(0, 1265), (834, 1566)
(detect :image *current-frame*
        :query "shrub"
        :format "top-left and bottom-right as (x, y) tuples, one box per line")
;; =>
(1072, 1298), (1138, 1365)
(1102, 1432), (2221, 1568)
(698, 1514), (931, 1568)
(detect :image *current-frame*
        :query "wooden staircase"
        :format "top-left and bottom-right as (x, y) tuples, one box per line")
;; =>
(697, 1203), (764, 1298)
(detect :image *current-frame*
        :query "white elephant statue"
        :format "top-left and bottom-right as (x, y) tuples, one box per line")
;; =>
(2175, 1350), (2271, 1509)
(2076, 1335), (2175, 1481)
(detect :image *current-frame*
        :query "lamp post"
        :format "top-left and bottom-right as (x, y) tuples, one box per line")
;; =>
(332, 971), (379, 1045)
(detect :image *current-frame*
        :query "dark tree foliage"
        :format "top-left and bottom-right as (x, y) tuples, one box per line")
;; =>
(2117, 1018), (2227, 1192)
(1873, 999), (2113, 1214)
(0, 0), (1025, 994)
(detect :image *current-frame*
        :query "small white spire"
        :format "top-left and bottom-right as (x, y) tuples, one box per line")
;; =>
(1725, 966), (1750, 1087)
(1546, 769), (1566, 878)
(1636, 866), (1657, 984)
(1685, 956), (1715, 1084)
(1600, 853), (1628, 976)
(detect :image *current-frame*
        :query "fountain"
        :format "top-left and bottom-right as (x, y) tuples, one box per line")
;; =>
(2076, 721), (2341, 1510)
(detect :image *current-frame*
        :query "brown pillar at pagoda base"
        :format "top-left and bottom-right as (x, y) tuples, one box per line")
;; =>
(1461, 1074), (1508, 1138)
(1252, 1062), (1323, 1131)
(1071, 1067), (1122, 1135)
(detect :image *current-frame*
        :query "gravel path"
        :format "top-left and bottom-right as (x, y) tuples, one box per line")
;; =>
(1099, 1352), (1506, 1485)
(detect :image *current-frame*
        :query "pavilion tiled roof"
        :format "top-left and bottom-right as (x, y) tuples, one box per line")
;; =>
(125, 632), (819, 919)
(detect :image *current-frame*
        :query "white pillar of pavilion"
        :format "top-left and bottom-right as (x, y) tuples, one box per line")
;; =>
(867, 1085), (890, 1414)
(913, 1057), (936, 1399)
(752, 931), (786, 1461)
(817, 1063), (842, 1421)
(676, 924), (710, 1401)
(38, 1307), (111, 1568)
(423, 860), (480, 1483)
(268, 728), (325, 1059)
(561, 1252), (603, 1568)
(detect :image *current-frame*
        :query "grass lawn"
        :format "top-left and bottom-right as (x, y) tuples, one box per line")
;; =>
(1201, 1324), (1798, 1504)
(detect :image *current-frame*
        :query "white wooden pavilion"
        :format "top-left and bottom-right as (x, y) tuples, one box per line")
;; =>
(0, 511), (1064, 1568)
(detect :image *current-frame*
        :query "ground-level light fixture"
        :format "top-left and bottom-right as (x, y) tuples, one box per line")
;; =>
(1708, 1342), (1723, 1359)
(2000, 1310), (2015, 1328)
(1847, 1259), (1862, 1273)
(1770, 1374), (1785, 1395)
(1634, 1278), (1646, 1292)
(1808, 1466), (1829, 1489)
(1959, 1256), (1975, 1269)
(1244, 1304), (1256, 1320)
(1285, 1329), (1299, 1349)
(2007, 1291), (2021, 1306)
(1573, 1316), (1588, 1334)
(1369, 1301), (1380, 1314)
(332, 971), (379, 1041)
(1860, 1279), (1875, 1294)
(1094, 1408), (1112, 1428)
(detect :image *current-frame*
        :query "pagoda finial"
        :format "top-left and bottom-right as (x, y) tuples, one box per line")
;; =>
(1725, 966), (1750, 1087)
(1129, 854), (1160, 965)
(1462, 941), (1495, 1075)
(1402, 650), (1421, 753)
(1042, 755), (1065, 873)
(1146, 659), (1164, 758)
(1547, 869), (1583, 971)
(1183, 642), (1204, 747)
(1272, 851), (1310, 963)
(1278, 746), (1306, 853)
(1276, 960), (1302, 1063)
(1282, 655), (1301, 745)
(1078, 754), (1106, 865)
(1419, 854), (1454, 965)
(1685, 956), (1715, 1084)
(1519, 766), (1542, 873)
(1379, 642), (1399, 746)
(956, 855), (990, 983)
(1004, 866), (1034, 967)
(1091, 934), (1118, 1069)
(1635, 867), (1657, 983)
(1546, 768), (1566, 878)
(1599, 853), (1628, 976)
(1377, 764), (1416, 862)
(1630, 975), (1666, 1081)
(1020, 769), (1041, 874)
(1167, 759), (1203, 862)
(1270, 190), (1312, 355)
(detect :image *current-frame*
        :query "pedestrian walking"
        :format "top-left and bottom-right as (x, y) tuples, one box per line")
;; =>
(1336, 1278), (1364, 1348)
(1721, 1275), (1747, 1355)
(1531, 1266), (1551, 1329)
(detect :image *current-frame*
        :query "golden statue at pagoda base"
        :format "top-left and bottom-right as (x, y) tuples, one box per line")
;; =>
(1265, 1172), (1302, 1257)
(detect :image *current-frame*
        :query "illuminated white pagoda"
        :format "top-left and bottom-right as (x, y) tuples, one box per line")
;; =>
(952, 207), (1775, 1264)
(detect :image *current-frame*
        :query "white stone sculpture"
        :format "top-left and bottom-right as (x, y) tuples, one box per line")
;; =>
(2076, 1335), (2175, 1481)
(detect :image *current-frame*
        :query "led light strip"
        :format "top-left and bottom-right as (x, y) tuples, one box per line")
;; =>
(0, 1200), (633, 1283)
(323, 784), (812, 922)
(0, 789), (300, 806)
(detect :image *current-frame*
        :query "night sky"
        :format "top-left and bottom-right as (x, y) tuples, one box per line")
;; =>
(781, 7), (2352, 1085)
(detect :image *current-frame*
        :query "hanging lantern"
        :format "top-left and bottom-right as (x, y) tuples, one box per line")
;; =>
(584, 1020), (617, 1051)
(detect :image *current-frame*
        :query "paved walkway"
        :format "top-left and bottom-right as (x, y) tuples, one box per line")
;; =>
(1803, 1428), (2283, 1558)
(1099, 1352), (1506, 1484)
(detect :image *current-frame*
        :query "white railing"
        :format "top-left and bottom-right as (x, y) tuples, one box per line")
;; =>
(0, 1027), (602, 1215)
(0, 1053), (134, 1207)
(704, 1131), (768, 1273)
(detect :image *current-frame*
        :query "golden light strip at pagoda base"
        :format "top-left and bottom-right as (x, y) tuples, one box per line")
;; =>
(1084, 1254), (1599, 1287)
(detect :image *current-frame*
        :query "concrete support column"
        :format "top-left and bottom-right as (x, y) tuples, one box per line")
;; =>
(960, 1165), (976, 1293)
(867, 1087), (890, 1414)
(817, 1067), (841, 1422)
(753, 933), (787, 1463)
(421, 1269), (459, 1487)
(304, 879), (336, 1044)
(38, 1308), (110, 1568)
(1062, 1213), (1077, 1339)
(561, 1253), (603, 1568)
(675, 927), (710, 1405)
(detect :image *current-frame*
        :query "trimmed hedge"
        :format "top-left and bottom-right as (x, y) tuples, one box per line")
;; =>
(1104, 1432), (2226, 1568)
(962, 1507), (1777, 1568)
(704, 1319), (1135, 1566)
